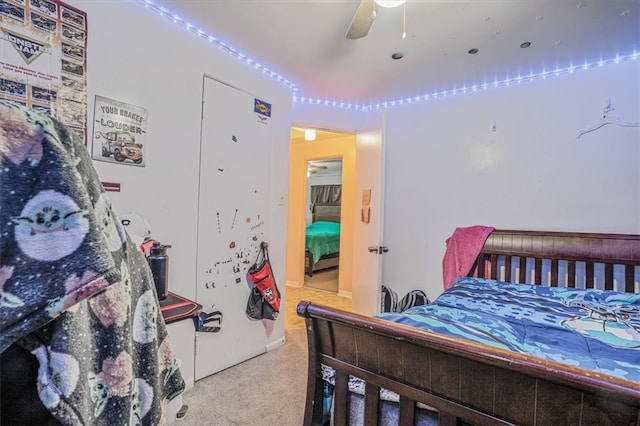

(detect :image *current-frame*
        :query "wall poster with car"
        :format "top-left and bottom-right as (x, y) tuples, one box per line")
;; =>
(0, 0), (87, 144)
(91, 95), (147, 167)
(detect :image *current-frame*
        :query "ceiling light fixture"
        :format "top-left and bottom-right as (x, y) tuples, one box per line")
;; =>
(304, 129), (317, 141)
(375, 0), (406, 8)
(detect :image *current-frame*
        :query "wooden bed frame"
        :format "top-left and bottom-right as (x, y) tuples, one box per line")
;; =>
(297, 230), (640, 425)
(305, 204), (341, 277)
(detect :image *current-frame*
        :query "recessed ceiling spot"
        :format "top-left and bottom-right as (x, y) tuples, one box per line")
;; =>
(468, 48), (479, 55)
(520, 41), (531, 48)
(391, 52), (404, 60)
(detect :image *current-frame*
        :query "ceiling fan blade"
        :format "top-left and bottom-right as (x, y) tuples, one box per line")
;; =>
(346, 0), (378, 40)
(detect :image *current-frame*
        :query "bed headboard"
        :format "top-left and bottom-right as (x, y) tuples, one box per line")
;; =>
(470, 230), (640, 292)
(313, 203), (341, 223)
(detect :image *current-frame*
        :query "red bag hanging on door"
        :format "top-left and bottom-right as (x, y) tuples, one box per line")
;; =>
(247, 242), (281, 312)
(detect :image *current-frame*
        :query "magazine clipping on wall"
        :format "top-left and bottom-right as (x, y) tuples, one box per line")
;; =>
(0, 0), (88, 144)
(91, 95), (148, 167)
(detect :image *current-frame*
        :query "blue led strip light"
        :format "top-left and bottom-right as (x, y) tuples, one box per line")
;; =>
(298, 52), (639, 111)
(140, 0), (297, 93)
(139, 1), (636, 111)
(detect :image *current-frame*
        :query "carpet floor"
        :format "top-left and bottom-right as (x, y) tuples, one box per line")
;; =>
(179, 285), (351, 425)
(180, 328), (308, 425)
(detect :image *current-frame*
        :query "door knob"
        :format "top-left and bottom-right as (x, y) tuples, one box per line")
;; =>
(368, 246), (389, 254)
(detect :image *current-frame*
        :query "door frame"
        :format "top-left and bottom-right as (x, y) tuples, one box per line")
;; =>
(304, 156), (343, 288)
(285, 127), (356, 296)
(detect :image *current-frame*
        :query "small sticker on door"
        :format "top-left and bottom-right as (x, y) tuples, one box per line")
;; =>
(254, 98), (271, 117)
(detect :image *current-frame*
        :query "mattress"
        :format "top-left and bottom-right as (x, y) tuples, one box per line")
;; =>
(305, 221), (341, 264)
(377, 277), (640, 382)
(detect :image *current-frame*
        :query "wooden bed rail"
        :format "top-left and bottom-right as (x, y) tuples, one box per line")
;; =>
(472, 230), (640, 291)
(297, 300), (640, 426)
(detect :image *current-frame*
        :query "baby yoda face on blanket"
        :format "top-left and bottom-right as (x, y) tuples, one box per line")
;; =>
(12, 190), (89, 262)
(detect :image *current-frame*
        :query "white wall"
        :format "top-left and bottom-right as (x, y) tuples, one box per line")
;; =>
(75, 0), (638, 315)
(307, 170), (343, 224)
(72, 1), (292, 337)
(308, 172), (342, 186)
(293, 101), (368, 132)
(381, 60), (640, 301)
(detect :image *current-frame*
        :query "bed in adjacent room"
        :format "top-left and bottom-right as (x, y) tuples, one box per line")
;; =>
(297, 229), (640, 425)
(305, 203), (341, 277)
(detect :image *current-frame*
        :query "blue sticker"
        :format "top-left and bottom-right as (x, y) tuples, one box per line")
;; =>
(254, 98), (271, 117)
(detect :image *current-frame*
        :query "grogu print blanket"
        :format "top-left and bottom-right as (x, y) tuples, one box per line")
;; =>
(0, 99), (185, 424)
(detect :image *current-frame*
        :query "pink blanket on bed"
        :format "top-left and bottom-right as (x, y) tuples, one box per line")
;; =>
(442, 226), (495, 290)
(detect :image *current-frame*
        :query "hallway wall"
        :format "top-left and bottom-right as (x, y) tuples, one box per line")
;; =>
(287, 134), (356, 294)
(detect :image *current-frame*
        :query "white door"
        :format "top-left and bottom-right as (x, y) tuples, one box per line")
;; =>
(351, 110), (386, 315)
(195, 77), (273, 380)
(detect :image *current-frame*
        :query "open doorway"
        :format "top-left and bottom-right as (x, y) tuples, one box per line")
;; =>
(303, 158), (342, 293)
(284, 126), (355, 330)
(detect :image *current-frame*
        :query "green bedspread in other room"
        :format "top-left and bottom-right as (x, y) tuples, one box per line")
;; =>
(305, 221), (341, 263)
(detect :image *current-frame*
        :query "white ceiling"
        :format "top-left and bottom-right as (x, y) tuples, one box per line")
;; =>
(150, 0), (639, 104)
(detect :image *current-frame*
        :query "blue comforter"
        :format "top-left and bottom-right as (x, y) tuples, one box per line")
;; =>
(377, 277), (640, 383)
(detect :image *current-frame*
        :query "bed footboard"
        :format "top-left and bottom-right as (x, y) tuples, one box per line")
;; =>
(305, 250), (339, 277)
(297, 301), (640, 426)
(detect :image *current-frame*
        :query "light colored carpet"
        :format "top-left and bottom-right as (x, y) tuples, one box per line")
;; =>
(179, 328), (307, 425)
(179, 286), (351, 425)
